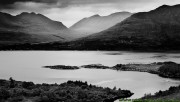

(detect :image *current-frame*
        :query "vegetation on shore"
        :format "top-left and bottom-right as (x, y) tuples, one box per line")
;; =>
(158, 62), (180, 78)
(140, 85), (180, 101)
(1, 41), (180, 51)
(113, 62), (180, 79)
(131, 62), (180, 101)
(0, 78), (133, 102)
(112, 63), (160, 73)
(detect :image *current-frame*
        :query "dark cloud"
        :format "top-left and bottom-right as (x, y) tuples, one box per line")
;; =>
(0, 0), (153, 10)
(0, 0), (59, 5)
(1, 0), (179, 27)
(0, 0), (179, 11)
(0, 0), (65, 9)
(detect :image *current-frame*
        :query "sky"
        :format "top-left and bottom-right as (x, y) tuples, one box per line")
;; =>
(0, 0), (180, 27)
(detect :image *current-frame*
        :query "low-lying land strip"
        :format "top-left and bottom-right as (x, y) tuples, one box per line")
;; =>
(44, 65), (79, 70)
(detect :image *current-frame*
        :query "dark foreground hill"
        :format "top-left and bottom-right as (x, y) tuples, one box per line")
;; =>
(0, 78), (133, 102)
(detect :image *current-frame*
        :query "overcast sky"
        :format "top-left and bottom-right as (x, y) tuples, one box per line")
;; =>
(0, 0), (180, 27)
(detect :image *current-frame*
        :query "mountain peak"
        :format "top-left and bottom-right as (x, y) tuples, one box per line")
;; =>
(17, 12), (50, 18)
(18, 12), (37, 16)
(159, 4), (170, 8)
(0, 12), (14, 17)
(154, 4), (170, 11)
(70, 11), (132, 36)
(90, 14), (101, 18)
(109, 12), (131, 16)
(0, 11), (73, 43)
(16, 12), (52, 22)
(153, 4), (180, 12)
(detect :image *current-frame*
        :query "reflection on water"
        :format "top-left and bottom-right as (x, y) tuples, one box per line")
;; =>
(0, 51), (180, 99)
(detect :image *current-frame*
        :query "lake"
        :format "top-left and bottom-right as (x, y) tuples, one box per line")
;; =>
(0, 51), (180, 99)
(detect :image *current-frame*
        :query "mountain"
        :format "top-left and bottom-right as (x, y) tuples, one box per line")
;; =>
(0, 12), (74, 45)
(70, 12), (132, 36)
(69, 4), (180, 51)
(15, 12), (68, 34)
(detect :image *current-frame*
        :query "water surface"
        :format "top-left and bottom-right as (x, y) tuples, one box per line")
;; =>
(0, 51), (180, 98)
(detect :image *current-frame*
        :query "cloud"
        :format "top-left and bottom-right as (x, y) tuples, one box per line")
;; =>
(1, 0), (180, 27)
(1, 0), (179, 10)
(0, 0), (59, 5)
(0, 0), (156, 10)
(0, 0), (70, 9)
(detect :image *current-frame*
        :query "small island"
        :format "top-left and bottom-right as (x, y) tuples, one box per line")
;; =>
(0, 78), (133, 102)
(44, 65), (80, 70)
(81, 64), (109, 69)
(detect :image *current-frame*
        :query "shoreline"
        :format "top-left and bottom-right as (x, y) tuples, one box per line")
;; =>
(1, 62), (179, 101)
(43, 62), (180, 101)
(44, 62), (180, 79)
(1, 49), (180, 53)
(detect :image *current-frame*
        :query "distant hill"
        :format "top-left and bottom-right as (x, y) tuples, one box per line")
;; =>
(15, 12), (68, 35)
(0, 12), (75, 45)
(70, 12), (132, 37)
(68, 4), (180, 51)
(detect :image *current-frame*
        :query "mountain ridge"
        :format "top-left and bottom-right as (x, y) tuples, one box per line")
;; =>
(2, 4), (180, 51)
(70, 12), (132, 36)
(67, 4), (180, 51)
(0, 12), (73, 45)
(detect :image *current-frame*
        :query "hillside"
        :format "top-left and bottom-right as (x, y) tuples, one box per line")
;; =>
(68, 4), (180, 51)
(70, 12), (132, 37)
(0, 12), (75, 45)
